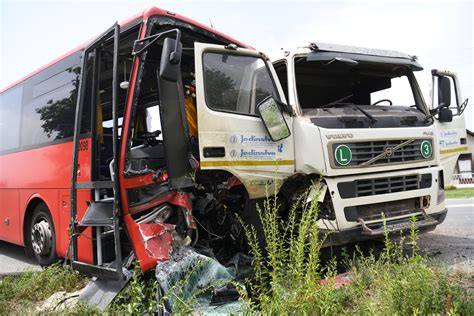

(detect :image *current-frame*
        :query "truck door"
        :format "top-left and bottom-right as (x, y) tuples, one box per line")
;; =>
(194, 43), (295, 198)
(431, 69), (469, 184)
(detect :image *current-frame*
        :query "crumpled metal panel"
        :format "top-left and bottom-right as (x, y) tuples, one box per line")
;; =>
(124, 214), (176, 272)
(124, 192), (196, 272)
(138, 223), (175, 261)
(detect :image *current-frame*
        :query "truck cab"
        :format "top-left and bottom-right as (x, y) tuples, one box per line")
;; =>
(270, 43), (456, 245)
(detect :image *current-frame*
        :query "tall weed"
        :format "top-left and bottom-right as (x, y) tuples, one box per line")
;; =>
(348, 213), (473, 315)
(240, 186), (473, 315)
(240, 182), (347, 314)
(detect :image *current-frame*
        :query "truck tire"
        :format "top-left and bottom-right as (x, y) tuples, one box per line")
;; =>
(243, 196), (290, 256)
(242, 198), (267, 255)
(26, 203), (59, 266)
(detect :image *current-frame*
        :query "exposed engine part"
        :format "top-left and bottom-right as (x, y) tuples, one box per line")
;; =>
(279, 173), (319, 203)
(191, 178), (247, 260)
(136, 204), (173, 224)
(318, 187), (336, 220)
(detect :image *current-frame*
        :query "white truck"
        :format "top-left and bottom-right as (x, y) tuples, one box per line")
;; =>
(188, 42), (471, 248)
(258, 42), (469, 245)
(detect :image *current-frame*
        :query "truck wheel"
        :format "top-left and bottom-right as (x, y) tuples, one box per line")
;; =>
(243, 196), (290, 256)
(242, 198), (267, 255)
(27, 204), (59, 266)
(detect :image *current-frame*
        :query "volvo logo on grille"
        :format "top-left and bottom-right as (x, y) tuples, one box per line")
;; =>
(360, 139), (417, 166)
(384, 146), (394, 157)
(325, 133), (354, 140)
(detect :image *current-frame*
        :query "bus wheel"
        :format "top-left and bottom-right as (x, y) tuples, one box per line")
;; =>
(27, 204), (59, 266)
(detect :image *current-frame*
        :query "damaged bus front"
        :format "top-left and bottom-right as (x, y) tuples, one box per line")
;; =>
(270, 43), (468, 245)
(68, 7), (294, 278)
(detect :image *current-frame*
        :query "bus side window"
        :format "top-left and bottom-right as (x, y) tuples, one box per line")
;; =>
(0, 85), (23, 152)
(18, 51), (87, 148)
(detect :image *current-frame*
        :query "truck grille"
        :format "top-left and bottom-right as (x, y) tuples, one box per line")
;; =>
(332, 139), (432, 167)
(344, 198), (419, 222)
(338, 173), (432, 198)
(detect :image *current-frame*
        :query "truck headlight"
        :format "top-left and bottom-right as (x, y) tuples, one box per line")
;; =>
(437, 170), (445, 204)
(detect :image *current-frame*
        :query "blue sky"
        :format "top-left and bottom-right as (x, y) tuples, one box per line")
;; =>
(1, 0), (472, 128)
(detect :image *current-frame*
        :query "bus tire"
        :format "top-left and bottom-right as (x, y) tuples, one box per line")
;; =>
(27, 203), (59, 266)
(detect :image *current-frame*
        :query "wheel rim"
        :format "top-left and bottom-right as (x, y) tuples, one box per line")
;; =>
(31, 217), (52, 256)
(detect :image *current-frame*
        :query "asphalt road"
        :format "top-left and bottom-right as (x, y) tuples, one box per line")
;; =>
(0, 199), (472, 276)
(418, 198), (474, 274)
(0, 240), (40, 276)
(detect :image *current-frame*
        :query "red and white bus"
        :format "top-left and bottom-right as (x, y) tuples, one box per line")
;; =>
(0, 7), (264, 279)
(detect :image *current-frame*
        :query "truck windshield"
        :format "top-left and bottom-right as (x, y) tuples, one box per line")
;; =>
(294, 57), (418, 109)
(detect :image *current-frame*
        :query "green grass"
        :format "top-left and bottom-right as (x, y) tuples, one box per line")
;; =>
(445, 187), (474, 199)
(239, 184), (474, 315)
(108, 264), (161, 314)
(2, 185), (473, 314)
(0, 264), (90, 314)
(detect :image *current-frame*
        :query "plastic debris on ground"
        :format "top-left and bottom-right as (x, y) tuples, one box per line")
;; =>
(320, 271), (353, 288)
(155, 246), (249, 314)
(37, 290), (81, 312)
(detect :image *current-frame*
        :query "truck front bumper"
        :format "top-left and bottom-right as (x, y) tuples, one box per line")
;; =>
(321, 208), (447, 247)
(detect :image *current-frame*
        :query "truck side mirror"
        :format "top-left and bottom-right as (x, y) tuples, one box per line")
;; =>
(438, 107), (453, 122)
(257, 96), (291, 141)
(159, 37), (182, 82)
(437, 76), (451, 108)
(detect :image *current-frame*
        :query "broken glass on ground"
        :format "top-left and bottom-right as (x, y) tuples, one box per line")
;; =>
(155, 246), (250, 314)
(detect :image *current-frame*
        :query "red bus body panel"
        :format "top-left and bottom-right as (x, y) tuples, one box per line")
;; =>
(0, 139), (93, 261)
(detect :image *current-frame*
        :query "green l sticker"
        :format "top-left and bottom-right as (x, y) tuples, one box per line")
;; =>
(420, 140), (432, 159)
(335, 145), (352, 165)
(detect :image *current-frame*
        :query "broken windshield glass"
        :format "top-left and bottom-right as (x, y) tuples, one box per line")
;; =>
(294, 57), (419, 110)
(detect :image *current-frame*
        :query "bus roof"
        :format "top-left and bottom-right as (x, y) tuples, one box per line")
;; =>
(1, 7), (252, 94)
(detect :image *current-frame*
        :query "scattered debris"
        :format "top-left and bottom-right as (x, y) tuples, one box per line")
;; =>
(320, 272), (354, 289)
(79, 268), (132, 311)
(155, 246), (247, 314)
(37, 290), (81, 312)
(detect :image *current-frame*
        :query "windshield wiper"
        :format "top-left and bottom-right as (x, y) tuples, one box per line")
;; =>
(320, 94), (353, 108)
(353, 105), (377, 124)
